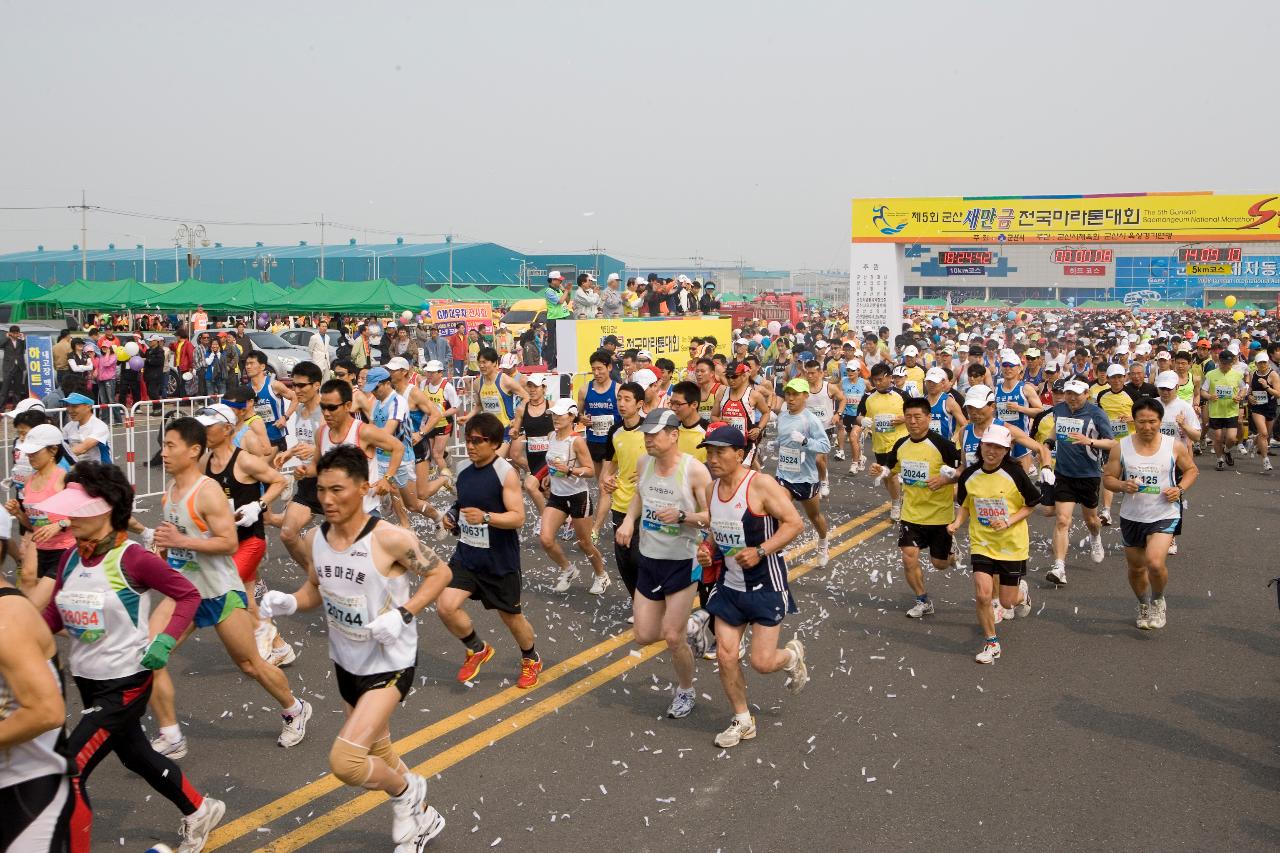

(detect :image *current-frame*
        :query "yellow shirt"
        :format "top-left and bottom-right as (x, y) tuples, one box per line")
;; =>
(902, 365), (926, 398)
(478, 375), (511, 426)
(884, 433), (961, 526)
(607, 420), (647, 513)
(857, 388), (908, 454)
(1032, 410), (1057, 469)
(1096, 388), (1134, 438)
(956, 460), (1041, 561)
(678, 423), (707, 462)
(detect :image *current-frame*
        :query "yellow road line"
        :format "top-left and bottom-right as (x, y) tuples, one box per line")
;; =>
(256, 515), (894, 852)
(210, 502), (888, 848)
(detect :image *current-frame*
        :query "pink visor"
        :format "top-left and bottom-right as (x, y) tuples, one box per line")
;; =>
(31, 483), (113, 518)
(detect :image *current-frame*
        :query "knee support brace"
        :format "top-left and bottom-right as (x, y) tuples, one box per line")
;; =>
(329, 737), (373, 787)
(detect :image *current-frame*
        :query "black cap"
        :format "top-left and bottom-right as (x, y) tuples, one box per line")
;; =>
(647, 273), (658, 281)
(968, 344), (983, 356)
(1051, 378), (1067, 393)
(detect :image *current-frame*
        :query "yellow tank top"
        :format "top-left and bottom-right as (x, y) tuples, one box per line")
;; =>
(478, 375), (510, 426)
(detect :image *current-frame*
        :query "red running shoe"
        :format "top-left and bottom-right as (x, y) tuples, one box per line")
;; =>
(516, 657), (542, 689)
(456, 643), (495, 682)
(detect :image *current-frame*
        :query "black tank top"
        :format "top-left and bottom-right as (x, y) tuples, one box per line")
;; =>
(206, 447), (264, 540)
(521, 402), (553, 438)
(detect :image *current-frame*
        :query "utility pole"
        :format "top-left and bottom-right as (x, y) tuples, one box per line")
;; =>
(319, 213), (326, 279)
(446, 233), (454, 286)
(79, 189), (88, 279)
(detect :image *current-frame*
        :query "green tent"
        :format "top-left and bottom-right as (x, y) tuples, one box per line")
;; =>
(270, 279), (425, 313)
(32, 278), (176, 310)
(905, 297), (945, 307)
(719, 292), (751, 303)
(0, 279), (48, 303)
(146, 278), (288, 312)
(1018, 299), (1069, 309)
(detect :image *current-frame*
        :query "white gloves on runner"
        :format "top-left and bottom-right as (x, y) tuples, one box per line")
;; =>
(259, 591), (298, 619)
(939, 465), (957, 481)
(140, 527), (156, 551)
(369, 610), (406, 645)
(235, 501), (263, 528)
(1039, 468), (1056, 486)
(789, 430), (806, 445)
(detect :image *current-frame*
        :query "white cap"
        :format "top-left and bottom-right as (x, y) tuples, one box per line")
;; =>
(607, 273), (620, 282)
(1116, 343), (1130, 354)
(498, 353), (520, 369)
(548, 270), (563, 280)
(902, 345), (919, 357)
(1106, 363), (1127, 378)
(525, 373), (548, 387)
(1128, 333), (1139, 342)
(586, 273), (597, 283)
(891, 365), (908, 377)
(3, 398), (45, 418)
(1156, 351), (1171, 360)
(733, 338), (749, 347)
(385, 356), (412, 371)
(1064, 379), (1090, 394)
(549, 397), (578, 416)
(632, 368), (658, 389)
(925, 367), (947, 383)
(195, 403), (237, 427)
(814, 340), (830, 350)
(1228, 341), (1241, 355)
(1135, 342), (1152, 355)
(1176, 341), (1193, 353)
(424, 359), (444, 372)
(635, 349), (654, 361)
(843, 360), (862, 372)
(1001, 355), (1021, 367)
(980, 423), (1013, 448)
(1155, 370), (1180, 389)
(964, 384), (995, 408)
(1257, 352), (1270, 364)
(15, 423), (63, 455)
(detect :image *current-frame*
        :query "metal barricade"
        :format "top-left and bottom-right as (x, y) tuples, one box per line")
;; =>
(447, 377), (472, 464)
(128, 396), (223, 503)
(1, 403), (129, 486)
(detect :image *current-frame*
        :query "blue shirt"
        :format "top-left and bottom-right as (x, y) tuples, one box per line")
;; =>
(774, 409), (831, 485)
(1049, 401), (1114, 478)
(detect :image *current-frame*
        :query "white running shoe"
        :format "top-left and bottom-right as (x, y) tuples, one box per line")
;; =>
(1046, 565), (1067, 586)
(992, 600), (1005, 624)
(1148, 597), (1167, 629)
(277, 700), (312, 748)
(890, 498), (902, 521)
(1168, 540), (1178, 555)
(558, 520), (575, 540)
(254, 622), (277, 660)
(588, 571), (611, 596)
(552, 566), (580, 593)
(533, 519), (541, 537)
(150, 732), (188, 760)
(849, 461), (858, 475)
(714, 716), (757, 748)
(816, 539), (829, 567)
(1090, 533), (1105, 564)
(819, 479), (830, 498)
(905, 599), (935, 618)
(1135, 602), (1152, 630)
(392, 773), (433, 845)
(1014, 579), (1031, 618)
(785, 638), (809, 694)
(1098, 507), (1112, 526)
(1264, 457), (1274, 472)
(974, 641), (1001, 664)
(177, 796), (225, 853)
(395, 805), (445, 852)
(702, 642), (719, 661)
(666, 687), (696, 719)
(266, 641), (297, 668)
(833, 447), (845, 461)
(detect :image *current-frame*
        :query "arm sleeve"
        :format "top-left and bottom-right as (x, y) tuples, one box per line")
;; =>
(122, 547), (200, 639)
(928, 432), (962, 467)
(855, 395), (869, 418)
(954, 468), (972, 505)
(883, 435), (906, 470)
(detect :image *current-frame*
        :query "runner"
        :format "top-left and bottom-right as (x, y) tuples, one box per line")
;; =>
(437, 412), (542, 689)
(958, 385), (1050, 471)
(511, 373), (554, 528)
(223, 385), (272, 458)
(196, 403), (293, 667)
(1248, 352), (1279, 471)
(801, 359), (844, 496)
(693, 357), (723, 423)
(925, 365), (967, 443)
(1095, 363), (1134, 524)
(420, 360), (461, 479)
(60, 392), (112, 464)
(857, 362), (908, 519)
(669, 381), (708, 460)
(313, 378), (412, 518)
(615, 408), (713, 719)
(712, 362), (771, 466)
(36, 463), (223, 853)
(839, 360), (867, 473)
(7, 424), (73, 612)
(900, 345), (926, 396)
(600, 382), (648, 598)
(580, 351), (622, 540)
(259, 445), (453, 851)
(1202, 347), (1247, 471)
(388, 356), (451, 501)
(365, 366), (440, 528)
(774, 378), (833, 567)
(949, 424), (1039, 664)
(272, 361), (327, 566)
(146, 417), (312, 759)
(697, 425), (809, 748)
(245, 350), (297, 454)
(995, 354), (1043, 473)
(540, 398), (609, 594)
(1044, 378), (1116, 585)
(465, 347), (529, 454)
(870, 396), (963, 618)
(1102, 398), (1198, 630)
(0, 574), (71, 853)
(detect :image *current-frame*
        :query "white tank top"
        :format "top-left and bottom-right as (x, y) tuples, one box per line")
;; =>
(0, 649), (65, 787)
(546, 432), (587, 497)
(1118, 434), (1180, 523)
(162, 477), (244, 600)
(55, 541), (152, 681)
(806, 381), (834, 422)
(319, 419), (380, 513)
(283, 402), (324, 476)
(637, 454), (699, 561)
(311, 518), (417, 675)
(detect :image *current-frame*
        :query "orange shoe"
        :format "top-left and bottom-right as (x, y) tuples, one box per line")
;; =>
(456, 643), (495, 682)
(516, 656), (542, 689)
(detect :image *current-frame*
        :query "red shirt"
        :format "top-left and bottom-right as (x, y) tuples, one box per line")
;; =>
(449, 332), (467, 361)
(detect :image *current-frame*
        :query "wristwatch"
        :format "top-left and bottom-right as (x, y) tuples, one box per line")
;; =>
(677, 510), (687, 524)
(482, 512), (491, 524)
(755, 546), (767, 560)
(58, 519), (70, 529)
(397, 606), (413, 625)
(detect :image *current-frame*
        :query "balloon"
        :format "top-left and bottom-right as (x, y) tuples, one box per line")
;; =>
(1006, 311), (1017, 321)
(1233, 310), (1245, 321)
(115, 346), (128, 362)
(401, 310), (413, 323)
(124, 341), (140, 357)
(931, 317), (942, 328)
(420, 300), (433, 311)
(127, 355), (144, 370)
(1224, 295), (1237, 308)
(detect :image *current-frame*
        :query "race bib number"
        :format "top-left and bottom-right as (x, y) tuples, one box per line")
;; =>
(1056, 416), (1084, 442)
(56, 590), (106, 643)
(254, 400), (273, 420)
(481, 395), (502, 413)
(776, 447), (803, 475)
(726, 416), (748, 436)
(873, 414), (895, 433)
(1131, 464), (1162, 494)
(997, 402), (1016, 422)
(1109, 418), (1129, 437)
(460, 520), (490, 548)
(1215, 385), (1233, 400)
(589, 415), (614, 437)
(322, 591), (369, 641)
(974, 496), (1008, 528)
(546, 449), (569, 477)
(965, 450), (978, 467)
(847, 394), (863, 411)
(166, 547), (196, 571)
(1159, 422), (1179, 437)
(526, 435), (550, 454)
(711, 518), (747, 557)
(641, 503), (681, 536)
(901, 459), (930, 487)
(930, 416), (943, 434)
(1253, 390), (1270, 406)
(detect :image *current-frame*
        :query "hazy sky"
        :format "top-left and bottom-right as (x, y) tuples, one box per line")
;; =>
(2, 0), (1276, 271)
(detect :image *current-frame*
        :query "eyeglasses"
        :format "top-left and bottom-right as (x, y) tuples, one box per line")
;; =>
(320, 402), (345, 412)
(464, 436), (494, 446)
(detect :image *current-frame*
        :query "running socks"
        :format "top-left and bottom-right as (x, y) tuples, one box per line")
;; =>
(461, 631), (485, 653)
(283, 699), (304, 719)
(521, 645), (539, 663)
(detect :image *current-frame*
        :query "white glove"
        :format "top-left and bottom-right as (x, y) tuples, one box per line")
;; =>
(873, 468), (890, 484)
(259, 591), (297, 620)
(789, 430), (806, 445)
(140, 527), (156, 551)
(235, 501), (263, 528)
(939, 465), (958, 480)
(1039, 468), (1056, 486)
(368, 609), (406, 645)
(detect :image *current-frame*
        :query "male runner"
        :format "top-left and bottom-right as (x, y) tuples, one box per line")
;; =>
(1102, 398), (1197, 630)
(245, 350), (297, 454)
(839, 360), (868, 473)
(421, 360), (460, 478)
(147, 417), (311, 759)
(870, 397), (962, 618)
(261, 445), (453, 851)
(801, 359), (844, 495)
(314, 379), (409, 517)
(1202, 347), (1247, 470)
(273, 361), (327, 565)
(713, 362), (771, 465)
(365, 366), (445, 528)
(856, 362), (907, 519)
(600, 382), (648, 595)
(465, 347), (529, 452)
(1044, 378), (1115, 585)
(224, 385), (272, 458)
(615, 408), (713, 719)
(925, 365), (967, 443)
(581, 350), (622, 538)
(438, 413), (542, 689)
(995, 354), (1043, 473)
(698, 425), (808, 748)
(388, 356), (449, 498)
(1095, 363), (1135, 524)
(774, 378), (833, 567)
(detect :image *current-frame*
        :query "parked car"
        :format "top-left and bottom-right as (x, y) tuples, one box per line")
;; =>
(206, 328), (309, 378)
(501, 298), (547, 339)
(278, 327), (341, 362)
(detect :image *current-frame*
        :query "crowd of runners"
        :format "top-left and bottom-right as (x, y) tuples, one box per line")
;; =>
(1, 300), (1276, 852)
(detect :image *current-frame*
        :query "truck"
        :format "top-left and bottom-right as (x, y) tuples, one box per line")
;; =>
(720, 292), (808, 329)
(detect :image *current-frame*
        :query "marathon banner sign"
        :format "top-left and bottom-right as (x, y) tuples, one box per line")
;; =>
(554, 316), (732, 377)
(429, 302), (492, 336)
(25, 333), (54, 399)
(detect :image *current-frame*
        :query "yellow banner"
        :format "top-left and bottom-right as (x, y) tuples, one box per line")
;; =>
(1187, 263), (1235, 276)
(852, 193), (1280, 244)
(429, 301), (492, 336)
(567, 316), (732, 377)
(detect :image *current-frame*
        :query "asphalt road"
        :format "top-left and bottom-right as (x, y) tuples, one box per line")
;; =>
(60, 448), (1279, 853)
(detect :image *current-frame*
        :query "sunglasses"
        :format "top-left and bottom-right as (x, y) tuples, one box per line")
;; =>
(464, 436), (495, 446)
(320, 402), (345, 412)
